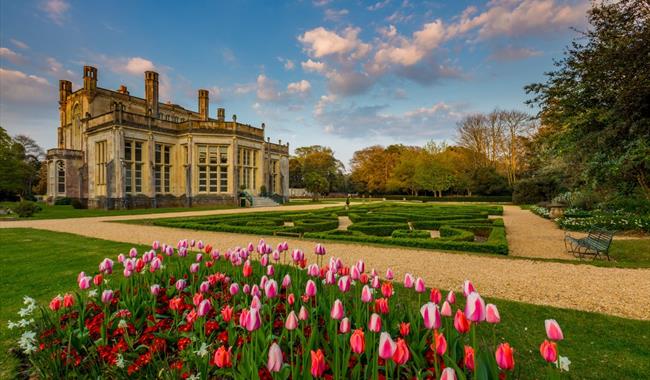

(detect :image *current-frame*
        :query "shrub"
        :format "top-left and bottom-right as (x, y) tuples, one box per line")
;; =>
(54, 197), (72, 205)
(512, 177), (561, 204)
(439, 226), (474, 242)
(71, 198), (87, 209)
(347, 222), (407, 236)
(391, 229), (430, 239)
(11, 201), (41, 217)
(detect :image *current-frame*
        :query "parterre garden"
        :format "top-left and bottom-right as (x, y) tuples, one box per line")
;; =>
(151, 203), (508, 255)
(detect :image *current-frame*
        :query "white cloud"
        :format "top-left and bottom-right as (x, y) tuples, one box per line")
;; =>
(122, 57), (156, 75)
(0, 47), (25, 65)
(312, 0), (331, 7)
(324, 8), (349, 22)
(234, 82), (256, 95)
(488, 46), (543, 61)
(41, 0), (70, 25)
(256, 74), (282, 102)
(10, 39), (29, 50)
(206, 86), (223, 103)
(0, 68), (52, 103)
(287, 80), (311, 94)
(301, 59), (327, 73)
(367, 0), (390, 11)
(299, 27), (370, 60)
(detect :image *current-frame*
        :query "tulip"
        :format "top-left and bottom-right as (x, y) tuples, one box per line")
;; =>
(338, 276), (351, 293)
(440, 367), (457, 380)
(404, 273), (414, 288)
(545, 319), (564, 341)
(465, 292), (486, 322)
(165, 246), (174, 256)
(221, 305), (233, 322)
(464, 345), (475, 371)
(432, 330), (447, 355)
(393, 338), (410, 365)
(495, 343), (515, 371)
(368, 313), (382, 332)
(420, 302), (441, 330)
(175, 279), (187, 292)
(267, 342), (283, 373)
(193, 293), (204, 306)
(149, 257), (161, 272)
(360, 273), (369, 284)
(150, 284), (161, 296)
(330, 299), (345, 320)
(385, 268), (394, 280)
(247, 242), (254, 252)
(250, 295), (262, 310)
(378, 332), (396, 359)
(197, 299), (211, 317)
(375, 298), (389, 314)
(287, 293), (295, 305)
(101, 289), (113, 304)
(441, 301), (452, 317)
(371, 276), (380, 289)
(486, 304), (500, 324)
(381, 281), (393, 298)
(308, 264), (320, 277)
(361, 285), (373, 303)
(340, 317), (351, 333)
(430, 288), (442, 304)
(314, 243), (326, 256)
(93, 274), (103, 286)
(539, 340), (558, 363)
(99, 258), (113, 274)
(213, 345), (232, 368)
(243, 260), (253, 277)
(350, 265), (361, 280)
(199, 281), (210, 293)
(197, 240), (205, 249)
(117, 254), (125, 263)
(251, 285), (261, 297)
(152, 240), (160, 250)
(415, 277), (426, 293)
(49, 296), (63, 311)
(63, 293), (74, 308)
(129, 247), (137, 257)
(245, 307), (261, 331)
(298, 306), (309, 321)
(242, 284), (250, 294)
(325, 270), (336, 285)
(463, 280), (476, 297)
(399, 322), (410, 337)
(282, 274), (291, 289)
(190, 239), (195, 247)
(196, 253), (203, 262)
(261, 254), (269, 267)
(350, 328), (365, 353)
(305, 279), (317, 297)
(311, 349), (326, 377)
(454, 309), (470, 334)
(265, 279), (278, 299)
(78, 276), (91, 290)
(229, 283), (240, 296)
(285, 311), (298, 330)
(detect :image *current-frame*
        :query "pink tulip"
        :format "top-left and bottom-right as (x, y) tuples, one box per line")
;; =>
(356, 259), (365, 273)
(378, 332), (396, 359)
(325, 270), (336, 285)
(265, 279), (278, 298)
(281, 274), (291, 289)
(150, 284), (161, 296)
(247, 242), (254, 252)
(196, 253), (203, 262)
(440, 367), (457, 380)
(123, 268), (132, 278)
(78, 276), (91, 290)
(368, 313), (382, 332)
(330, 299), (344, 320)
(260, 276), (268, 290)
(190, 239), (195, 247)
(77, 271), (86, 282)
(166, 246), (174, 256)
(404, 273), (414, 288)
(198, 240), (205, 249)
(229, 283), (240, 296)
(465, 292), (486, 322)
(101, 289), (113, 304)
(250, 295), (262, 310)
(175, 279), (187, 292)
(251, 285), (261, 297)
(261, 254), (269, 267)
(117, 254), (125, 263)
(99, 258), (113, 274)
(285, 311), (298, 330)
(242, 284), (250, 294)
(486, 304), (500, 324)
(197, 299), (212, 317)
(447, 291), (456, 304)
(350, 265), (361, 280)
(267, 342), (283, 373)
(190, 263), (200, 273)
(129, 248), (137, 258)
(361, 285), (373, 303)
(441, 301), (452, 317)
(305, 279), (317, 297)
(315, 243), (326, 255)
(420, 302), (441, 329)
(245, 307), (261, 331)
(272, 250), (280, 262)
(298, 306), (309, 321)
(149, 257), (161, 272)
(152, 240), (160, 250)
(199, 281), (210, 293)
(340, 317), (350, 333)
(463, 280), (476, 297)
(338, 276), (351, 293)
(385, 268), (394, 280)
(415, 277), (426, 293)
(308, 264), (320, 277)
(371, 276), (380, 289)
(545, 319), (564, 341)
(495, 343), (515, 370)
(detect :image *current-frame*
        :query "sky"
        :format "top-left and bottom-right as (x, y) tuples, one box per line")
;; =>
(0, 0), (590, 168)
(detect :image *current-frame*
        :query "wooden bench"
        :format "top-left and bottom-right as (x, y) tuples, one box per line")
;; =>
(564, 228), (614, 260)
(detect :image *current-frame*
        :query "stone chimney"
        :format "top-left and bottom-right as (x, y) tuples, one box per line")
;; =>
(118, 85), (129, 95)
(144, 71), (159, 117)
(83, 66), (97, 93)
(198, 89), (209, 121)
(59, 80), (72, 104)
(217, 107), (225, 122)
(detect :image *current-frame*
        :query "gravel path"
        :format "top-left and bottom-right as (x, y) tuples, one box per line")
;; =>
(2, 203), (650, 320)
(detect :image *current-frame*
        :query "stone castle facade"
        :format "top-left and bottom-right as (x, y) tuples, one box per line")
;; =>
(46, 66), (289, 209)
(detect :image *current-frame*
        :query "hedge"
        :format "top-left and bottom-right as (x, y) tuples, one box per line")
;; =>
(347, 222), (408, 236)
(439, 226), (474, 242)
(391, 229), (431, 239)
(382, 195), (512, 203)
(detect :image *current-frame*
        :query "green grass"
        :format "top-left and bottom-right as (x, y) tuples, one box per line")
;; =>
(0, 201), (237, 220)
(1, 228), (649, 378)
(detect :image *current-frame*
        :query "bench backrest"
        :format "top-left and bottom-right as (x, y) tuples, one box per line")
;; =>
(586, 228), (614, 250)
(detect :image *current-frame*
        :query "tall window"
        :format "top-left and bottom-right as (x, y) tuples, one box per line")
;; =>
(270, 159), (278, 194)
(124, 140), (143, 193)
(197, 145), (228, 193)
(95, 141), (107, 185)
(239, 148), (257, 190)
(57, 161), (65, 194)
(154, 144), (172, 193)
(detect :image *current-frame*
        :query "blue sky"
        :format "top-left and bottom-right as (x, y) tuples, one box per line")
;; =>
(0, 0), (589, 167)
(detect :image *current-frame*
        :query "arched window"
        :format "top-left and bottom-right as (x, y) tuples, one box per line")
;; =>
(57, 161), (66, 194)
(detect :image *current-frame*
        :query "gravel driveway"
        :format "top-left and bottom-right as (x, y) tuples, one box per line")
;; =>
(2, 203), (649, 320)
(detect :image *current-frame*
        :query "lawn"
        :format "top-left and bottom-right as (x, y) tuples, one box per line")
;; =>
(0, 201), (237, 220)
(1, 228), (649, 378)
(143, 203), (509, 255)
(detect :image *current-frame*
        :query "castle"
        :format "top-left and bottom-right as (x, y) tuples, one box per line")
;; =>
(46, 66), (289, 209)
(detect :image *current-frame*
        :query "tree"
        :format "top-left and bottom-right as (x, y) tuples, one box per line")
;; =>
(0, 127), (32, 200)
(525, 0), (650, 199)
(303, 172), (329, 201)
(289, 158), (304, 188)
(350, 145), (407, 194)
(290, 145), (344, 193)
(387, 148), (422, 195)
(14, 134), (44, 198)
(414, 154), (454, 197)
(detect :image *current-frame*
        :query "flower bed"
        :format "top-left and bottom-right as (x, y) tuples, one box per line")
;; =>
(10, 239), (567, 378)
(528, 205), (650, 232)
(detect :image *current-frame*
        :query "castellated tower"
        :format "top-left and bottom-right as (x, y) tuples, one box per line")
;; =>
(145, 71), (159, 117)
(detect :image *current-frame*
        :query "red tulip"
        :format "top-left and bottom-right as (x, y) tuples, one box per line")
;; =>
(393, 338), (410, 365)
(454, 310), (470, 334)
(350, 329), (365, 354)
(243, 260), (253, 277)
(539, 340), (558, 363)
(221, 305), (233, 322)
(49, 296), (62, 311)
(213, 345), (232, 368)
(399, 322), (410, 337)
(381, 281), (393, 298)
(545, 319), (564, 341)
(310, 349), (326, 377)
(374, 298), (389, 314)
(432, 330), (447, 356)
(93, 274), (103, 286)
(495, 343), (515, 371)
(464, 345), (475, 371)
(63, 293), (74, 308)
(429, 288), (442, 304)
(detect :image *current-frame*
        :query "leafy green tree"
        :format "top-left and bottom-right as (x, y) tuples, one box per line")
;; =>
(303, 172), (329, 201)
(294, 145), (344, 193)
(0, 127), (33, 200)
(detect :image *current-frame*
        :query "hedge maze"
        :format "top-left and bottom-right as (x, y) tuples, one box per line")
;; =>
(152, 203), (508, 255)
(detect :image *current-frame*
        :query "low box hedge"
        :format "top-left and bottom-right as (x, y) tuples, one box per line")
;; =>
(391, 229), (431, 239)
(439, 226), (474, 242)
(347, 221), (408, 236)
